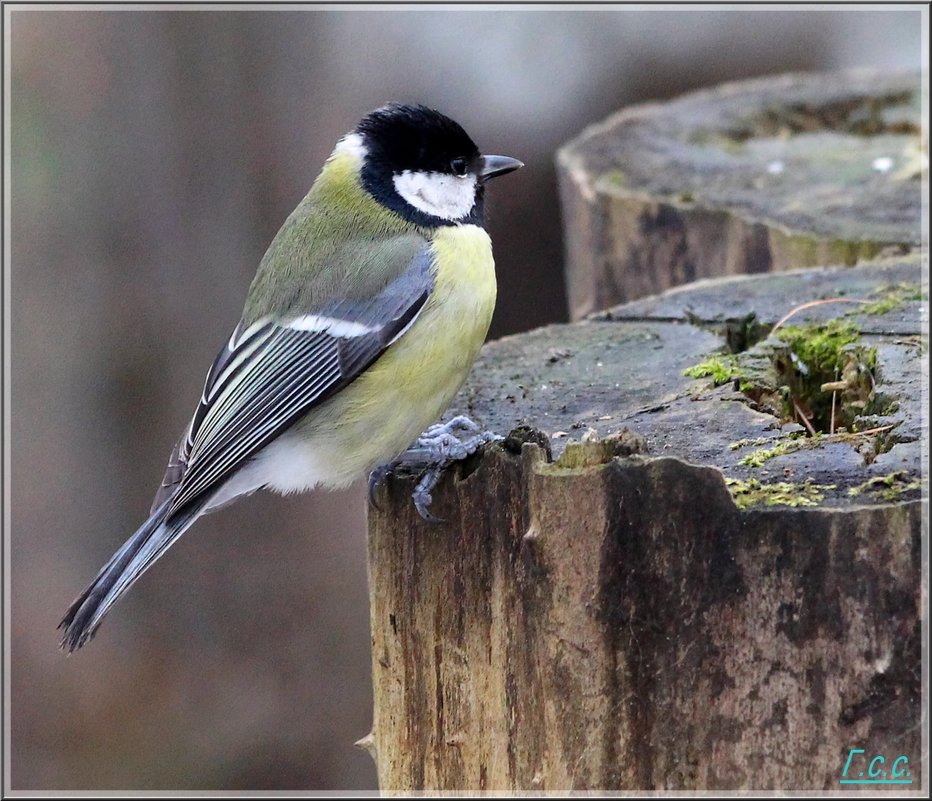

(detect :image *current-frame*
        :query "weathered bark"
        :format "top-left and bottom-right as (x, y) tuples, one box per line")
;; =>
(365, 71), (926, 792)
(556, 70), (923, 319)
(368, 449), (922, 791)
(365, 256), (925, 791)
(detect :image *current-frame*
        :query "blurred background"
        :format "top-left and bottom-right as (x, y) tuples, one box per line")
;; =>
(9, 6), (923, 791)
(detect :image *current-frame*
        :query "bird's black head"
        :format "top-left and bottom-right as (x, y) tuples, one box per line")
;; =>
(352, 103), (522, 228)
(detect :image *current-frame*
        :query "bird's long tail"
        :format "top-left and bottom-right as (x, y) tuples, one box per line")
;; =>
(59, 499), (205, 652)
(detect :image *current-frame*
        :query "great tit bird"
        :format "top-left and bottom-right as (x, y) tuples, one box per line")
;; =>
(60, 103), (522, 652)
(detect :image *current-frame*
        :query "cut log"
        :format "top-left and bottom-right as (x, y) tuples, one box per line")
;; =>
(364, 69), (927, 792)
(366, 256), (926, 792)
(557, 70), (923, 319)
(369, 450), (922, 791)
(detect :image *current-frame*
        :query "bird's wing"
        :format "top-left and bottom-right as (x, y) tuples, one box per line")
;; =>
(151, 246), (434, 518)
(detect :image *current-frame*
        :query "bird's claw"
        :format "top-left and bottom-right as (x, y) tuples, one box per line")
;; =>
(412, 465), (444, 523)
(367, 416), (501, 521)
(367, 462), (397, 510)
(421, 415), (481, 439)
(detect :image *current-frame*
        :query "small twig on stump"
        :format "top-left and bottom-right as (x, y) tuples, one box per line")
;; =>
(771, 298), (870, 335)
(793, 399), (818, 436)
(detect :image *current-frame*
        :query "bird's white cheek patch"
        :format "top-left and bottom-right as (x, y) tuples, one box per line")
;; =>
(393, 170), (477, 221)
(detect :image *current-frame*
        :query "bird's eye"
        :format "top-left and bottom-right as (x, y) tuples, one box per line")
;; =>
(451, 157), (468, 176)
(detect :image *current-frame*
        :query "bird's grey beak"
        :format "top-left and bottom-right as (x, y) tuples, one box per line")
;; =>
(480, 155), (524, 180)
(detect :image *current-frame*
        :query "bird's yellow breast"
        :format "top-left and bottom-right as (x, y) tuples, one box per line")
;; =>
(297, 223), (497, 485)
(394, 223), (497, 383)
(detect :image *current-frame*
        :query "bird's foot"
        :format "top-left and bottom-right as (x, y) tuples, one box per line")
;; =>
(367, 416), (502, 521)
(367, 462), (396, 510)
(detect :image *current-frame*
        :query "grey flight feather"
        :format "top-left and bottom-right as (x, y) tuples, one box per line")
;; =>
(59, 498), (206, 651)
(61, 246), (434, 651)
(155, 245), (435, 516)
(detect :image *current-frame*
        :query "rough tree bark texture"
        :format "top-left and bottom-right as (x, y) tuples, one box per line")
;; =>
(368, 450), (922, 791)
(556, 69), (922, 319)
(364, 71), (927, 792)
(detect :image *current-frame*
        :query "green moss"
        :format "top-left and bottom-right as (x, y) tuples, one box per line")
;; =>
(729, 436), (773, 451)
(739, 449), (778, 468)
(775, 319), (863, 374)
(848, 471), (924, 500)
(860, 296), (901, 316)
(735, 427), (901, 469)
(878, 399), (900, 416)
(738, 379), (763, 394)
(880, 482), (922, 501)
(769, 319), (877, 432)
(726, 477), (836, 510)
(737, 433), (810, 467)
(852, 283), (926, 316)
(686, 317), (885, 435)
(683, 355), (739, 385)
(560, 440), (619, 469)
(546, 430), (648, 473)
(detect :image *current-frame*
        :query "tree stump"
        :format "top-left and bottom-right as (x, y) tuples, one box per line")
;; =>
(364, 72), (927, 793)
(557, 69), (923, 319)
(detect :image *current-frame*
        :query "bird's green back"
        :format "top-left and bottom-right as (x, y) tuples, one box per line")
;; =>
(242, 146), (429, 324)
